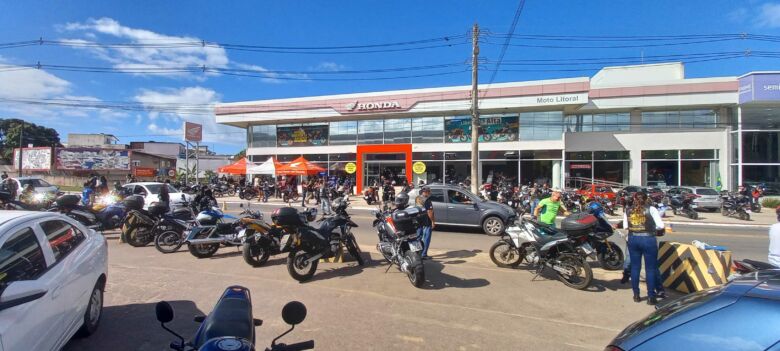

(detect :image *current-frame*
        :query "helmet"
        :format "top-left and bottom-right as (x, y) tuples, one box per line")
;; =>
(588, 201), (604, 216)
(394, 192), (409, 209)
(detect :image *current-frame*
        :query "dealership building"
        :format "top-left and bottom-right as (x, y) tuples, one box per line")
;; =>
(215, 62), (780, 193)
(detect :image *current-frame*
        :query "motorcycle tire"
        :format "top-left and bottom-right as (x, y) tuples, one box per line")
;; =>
(187, 243), (220, 258)
(292, 194), (300, 202)
(242, 242), (270, 267)
(739, 212), (749, 221)
(238, 193), (245, 200)
(155, 230), (184, 254)
(721, 207), (729, 216)
(125, 225), (153, 247)
(287, 250), (318, 282)
(555, 255), (593, 290)
(689, 211), (699, 220)
(227, 189), (236, 196)
(404, 250), (425, 288)
(345, 234), (365, 266)
(597, 244), (624, 271)
(489, 241), (522, 268)
(754, 204), (762, 213)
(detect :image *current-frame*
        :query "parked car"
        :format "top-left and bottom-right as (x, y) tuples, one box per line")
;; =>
(0, 176), (60, 200)
(408, 183), (516, 235)
(0, 211), (108, 350)
(575, 184), (617, 201)
(606, 270), (780, 351)
(666, 186), (722, 211)
(122, 182), (193, 210)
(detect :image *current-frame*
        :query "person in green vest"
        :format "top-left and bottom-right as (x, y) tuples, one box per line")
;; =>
(533, 188), (569, 228)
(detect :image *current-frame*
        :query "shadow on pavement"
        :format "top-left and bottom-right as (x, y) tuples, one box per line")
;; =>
(64, 300), (204, 351)
(431, 249), (482, 265)
(424, 250), (490, 290)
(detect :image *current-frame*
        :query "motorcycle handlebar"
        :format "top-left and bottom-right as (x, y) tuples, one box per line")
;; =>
(270, 340), (314, 351)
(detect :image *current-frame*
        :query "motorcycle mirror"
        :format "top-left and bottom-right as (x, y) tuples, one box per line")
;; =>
(239, 203), (244, 208)
(156, 301), (174, 323)
(281, 301), (307, 326)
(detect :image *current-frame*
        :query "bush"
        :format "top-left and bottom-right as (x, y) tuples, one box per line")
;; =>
(761, 197), (780, 209)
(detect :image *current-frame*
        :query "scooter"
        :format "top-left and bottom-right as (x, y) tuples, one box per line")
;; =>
(155, 286), (313, 351)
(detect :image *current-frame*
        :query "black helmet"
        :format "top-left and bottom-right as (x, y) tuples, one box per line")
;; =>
(394, 192), (409, 209)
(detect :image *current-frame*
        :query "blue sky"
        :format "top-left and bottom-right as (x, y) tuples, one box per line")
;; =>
(1, 0), (779, 154)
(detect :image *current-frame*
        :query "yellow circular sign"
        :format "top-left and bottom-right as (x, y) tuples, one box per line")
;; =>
(412, 161), (426, 174)
(344, 162), (357, 174)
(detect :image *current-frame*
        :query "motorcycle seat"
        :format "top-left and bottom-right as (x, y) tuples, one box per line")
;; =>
(196, 297), (254, 347)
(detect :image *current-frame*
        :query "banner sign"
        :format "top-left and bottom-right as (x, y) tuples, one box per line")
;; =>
(445, 115), (518, 143)
(344, 162), (357, 174)
(184, 122), (203, 142)
(739, 73), (780, 104)
(133, 167), (156, 177)
(13, 147), (52, 170)
(56, 148), (130, 170)
(277, 125), (328, 147)
(570, 163), (592, 169)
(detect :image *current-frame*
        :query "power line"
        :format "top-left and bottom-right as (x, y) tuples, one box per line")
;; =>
(484, 0), (527, 93)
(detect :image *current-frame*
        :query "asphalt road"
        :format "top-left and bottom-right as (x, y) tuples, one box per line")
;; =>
(62, 204), (771, 351)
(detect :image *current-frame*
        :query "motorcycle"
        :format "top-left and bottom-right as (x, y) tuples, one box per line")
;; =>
(238, 186), (259, 200)
(670, 192), (700, 220)
(123, 196), (193, 248)
(240, 206), (302, 267)
(155, 286), (313, 351)
(363, 185), (378, 205)
(489, 216), (594, 290)
(49, 193), (128, 231)
(721, 193), (751, 221)
(561, 191), (584, 214)
(279, 197), (364, 282)
(373, 207), (426, 288)
(593, 195), (616, 216)
(282, 187), (300, 202)
(1, 190), (52, 211)
(185, 208), (262, 258)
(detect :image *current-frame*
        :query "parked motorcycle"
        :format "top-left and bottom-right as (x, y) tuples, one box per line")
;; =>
(489, 216), (594, 290)
(123, 196), (193, 248)
(155, 286), (313, 351)
(1, 190), (52, 211)
(721, 193), (751, 221)
(373, 207), (426, 287)
(278, 197), (364, 282)
(238, 186), (259, 200)
(282, 188), (300, 202)
(185, 208), (262, 258)
(49, 194), (128, 230)
(240, 206), (302, 267)
(593, 195), (616, 216)
(363, 185), (378, 205)
(670, 192), (700, 219)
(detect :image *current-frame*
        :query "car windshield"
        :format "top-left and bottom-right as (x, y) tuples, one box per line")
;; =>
(19, 179), (52, 188)
(695, 188), (719, 195)
(144, 184), (179, 194)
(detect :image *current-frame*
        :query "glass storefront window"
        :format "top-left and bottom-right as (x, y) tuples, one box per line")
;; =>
(482, 161), (518, 184)
(480, 151), (515, 159)
(594, 161), (629, 184)
(412, 161), (443, 185)
(384, 118), (411, 144)
(566, 151), (592, 161)
(444, 151), (471, 160)
(642, 150), (678, 160)
(250, 125), (276, 147)
(276, 124), (328, 147)
(743, 165), (780, 195)
(594, 151), (630, 160)
(731, 132), (739, 164)
(681, 160), (717, 187)
(329, 153), (356, 162)
(741, 107), (780, 130)
(412, 152), (443, 160)
(277, 154), (300, 162)
(565, 113), (630, 132)
(681, 150), (716, 159)
(301, 154), (327, 162)
(444, 115), (519, 143)
(742, 131), (780, 163)
(523, 160), (554, 186)
(644, 161), (677, 187)
(445, 162), (470, 184)
(521, 150), (562, 159)
(329, 121), (357, 145)
(641, 110), (717, 129)
(412, 117), (444, 143)
(365, 153), (406, 161)
(519, 111), (564, 140)
(358, 120), (383, 144)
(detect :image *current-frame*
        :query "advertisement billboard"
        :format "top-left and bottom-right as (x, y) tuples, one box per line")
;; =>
(739, 73), (780, 104)
(277, 124), (328, 147)
(184, 122), (203, 142)
(55, 148), (130, 170)
(445, 115), (519, 143)
(13, 147), (52, 170)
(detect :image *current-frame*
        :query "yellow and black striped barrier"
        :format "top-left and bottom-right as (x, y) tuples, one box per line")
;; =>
(658, 241), (732, 294)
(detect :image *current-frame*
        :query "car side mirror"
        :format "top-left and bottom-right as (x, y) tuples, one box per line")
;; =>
(156, 301), (174, 323)
(0, 281), (47, 311)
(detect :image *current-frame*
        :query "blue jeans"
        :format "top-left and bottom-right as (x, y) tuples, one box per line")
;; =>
(628, 235), (659, 298)
(262, 190), (269, 202)
(320, 198), (331, 215)
(301, 189), (307, 206)
(623, 242), (664, 292)
(418, 226), (432, 257)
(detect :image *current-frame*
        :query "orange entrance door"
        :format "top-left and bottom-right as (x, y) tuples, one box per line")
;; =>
(356, 144), (412, 194)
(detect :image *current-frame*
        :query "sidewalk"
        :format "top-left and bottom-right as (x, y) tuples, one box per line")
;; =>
(217, 195), (774, 228)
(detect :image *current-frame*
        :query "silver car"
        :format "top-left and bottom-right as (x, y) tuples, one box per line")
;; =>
(1, 177), (60, 200)
(666, 186), (722, 211)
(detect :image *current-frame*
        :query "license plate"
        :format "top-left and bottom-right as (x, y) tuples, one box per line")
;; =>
(409, 241), (422, 252)
(580, 243), (594, 256)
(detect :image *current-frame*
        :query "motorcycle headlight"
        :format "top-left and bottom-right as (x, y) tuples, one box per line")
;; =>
(33, 193), (46, 202)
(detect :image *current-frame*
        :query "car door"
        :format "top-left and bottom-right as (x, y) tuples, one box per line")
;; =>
(427, 188), (448, 223)
(38, 219), (92, 347)
(0, 224), (62, 351)
(445, 189), (481, 226)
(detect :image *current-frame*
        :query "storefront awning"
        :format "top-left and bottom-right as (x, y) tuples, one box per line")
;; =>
(276, 156), (326, 175)
(217, 157), (253, 175)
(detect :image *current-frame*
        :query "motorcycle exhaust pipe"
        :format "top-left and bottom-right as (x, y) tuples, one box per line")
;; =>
(187, 237), (224, 245)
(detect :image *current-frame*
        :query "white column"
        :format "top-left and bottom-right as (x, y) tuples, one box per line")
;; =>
(630, 149), (642, 185)
(552, 160), (562, 189)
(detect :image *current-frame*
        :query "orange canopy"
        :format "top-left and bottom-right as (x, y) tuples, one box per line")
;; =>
(276, 156), (326, 175)
(218, 157), (250, 175)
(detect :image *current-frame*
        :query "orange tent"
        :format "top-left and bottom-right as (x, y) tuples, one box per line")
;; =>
(217, 157), (250, 175)
(276, 156), (326, 175)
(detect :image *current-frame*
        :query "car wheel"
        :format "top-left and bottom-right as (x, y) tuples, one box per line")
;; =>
(482, 216), (505, 236)
(76, 281), (103, 337)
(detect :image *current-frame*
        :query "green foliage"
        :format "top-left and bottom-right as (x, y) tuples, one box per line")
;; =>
(0, 119), (61, 163)
(234, 149), (246, 160)
(761, 197), (780, 209)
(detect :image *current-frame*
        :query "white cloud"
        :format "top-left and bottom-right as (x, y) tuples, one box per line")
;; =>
(758, 2), (780, 27)
(0, 65), (70, 99)
(315, 62), (347, 72)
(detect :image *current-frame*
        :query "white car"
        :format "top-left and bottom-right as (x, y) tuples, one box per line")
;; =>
(0, 211), (108, 350)
(123, 182), (192, 210)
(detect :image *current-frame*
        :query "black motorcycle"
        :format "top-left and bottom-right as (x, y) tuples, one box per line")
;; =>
(278, 197), (364, 282)
(721, 193), (751, 221)
(670, 192), (699, 220)
(239, 186), (259, 200)
(240, 207), (306, 267)
(373, 207), (426, 288)
(156, 286), (313, 351)
(123, 196), (193, 248)
(185, 208), (262, 258)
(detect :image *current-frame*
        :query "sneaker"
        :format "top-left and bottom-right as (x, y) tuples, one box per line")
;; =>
(633, 295), (641, 303)
(621, 271), (630, 284)
(647, 297), (658, 305)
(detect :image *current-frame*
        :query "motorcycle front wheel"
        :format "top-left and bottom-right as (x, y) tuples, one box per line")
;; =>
(287, 250), (318, 282)
(555, 255), (592, 290)
(155, 230), (184, 253)
(489, 241), (522, 268)
(188, 243), (219, 258)
(242, 242), (270, 267)
(404, 250), (425, 288)
(689, 210), (699, 220)
(125, 225), (153, 247)
(597, 244), (624, 271)
(345, 234), (365, 266)
(227, 189), (236, 196)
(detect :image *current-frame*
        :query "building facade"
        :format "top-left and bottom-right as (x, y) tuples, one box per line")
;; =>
(215, 63), (780, 193)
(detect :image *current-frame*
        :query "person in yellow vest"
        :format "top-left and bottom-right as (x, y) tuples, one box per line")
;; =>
(623, 192), (665, 305)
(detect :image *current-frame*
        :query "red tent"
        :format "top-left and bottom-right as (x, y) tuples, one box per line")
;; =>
(217, 157), (250, 175)
(276, 156), (326, 175)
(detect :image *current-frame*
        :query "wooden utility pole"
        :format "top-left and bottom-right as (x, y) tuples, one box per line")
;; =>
(17, 120), (24, 177)
(470, 23), (480, 194)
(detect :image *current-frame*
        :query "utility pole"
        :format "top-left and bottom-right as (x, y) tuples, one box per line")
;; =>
(470, 23), (480, 195)
(17, 120), (24, 177)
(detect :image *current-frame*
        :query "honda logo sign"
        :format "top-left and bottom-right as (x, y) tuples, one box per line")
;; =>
(184, 122), (202, 142)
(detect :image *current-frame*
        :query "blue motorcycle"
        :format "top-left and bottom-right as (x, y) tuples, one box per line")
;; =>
(156, 286), (313, 351)
(50, 193), (127, 231)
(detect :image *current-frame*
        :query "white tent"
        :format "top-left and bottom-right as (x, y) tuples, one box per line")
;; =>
(246, 157), (276, 175)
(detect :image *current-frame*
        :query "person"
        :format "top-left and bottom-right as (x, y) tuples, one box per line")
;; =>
(19, 184), (35, 205)
(769, 207), (780, 268)
(533, 189), (569, 228)
(301, 178), (309, 207)
(416, 187), (435, 260)
(159, 180), (171, 208)
(81, 181), (95, 207)
(261, 178), (270, 203)
(3, 175), (17, 200)
(1, 172), (7, 181)
(623, 192), (665, 305)
(319, 180), (331, 217)
(194, 188), (217, 211)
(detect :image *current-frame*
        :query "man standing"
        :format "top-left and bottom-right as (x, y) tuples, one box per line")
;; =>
(319, 180), (331, 217)
(533, 188), (569, 228)
(416, 187), (435, 260)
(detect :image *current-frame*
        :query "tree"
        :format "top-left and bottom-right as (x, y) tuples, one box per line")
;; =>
(234, 149), (246, 160)
(0, 119), (61, 163)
